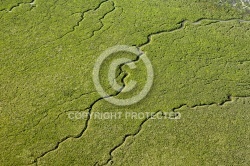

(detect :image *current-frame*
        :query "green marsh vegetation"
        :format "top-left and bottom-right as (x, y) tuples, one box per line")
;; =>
(0, 0), (250, 165)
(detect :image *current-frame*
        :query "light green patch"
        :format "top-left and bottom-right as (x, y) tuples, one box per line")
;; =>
(111, 97), (250, 166)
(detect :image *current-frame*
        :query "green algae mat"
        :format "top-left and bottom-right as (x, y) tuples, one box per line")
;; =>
(0, 0), (250, 165)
